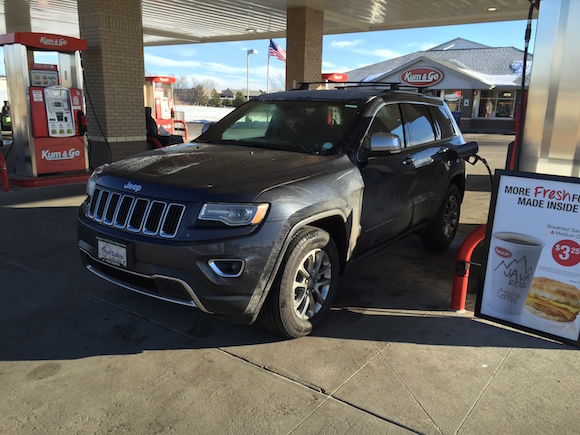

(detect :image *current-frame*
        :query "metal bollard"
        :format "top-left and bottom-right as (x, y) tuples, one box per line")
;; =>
(0, 152), (9, 192)
(451, 224), (487, 311)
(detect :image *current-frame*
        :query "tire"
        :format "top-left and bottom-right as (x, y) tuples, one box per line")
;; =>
(259, 226), (339, 338)
(420, 184), (461, 251)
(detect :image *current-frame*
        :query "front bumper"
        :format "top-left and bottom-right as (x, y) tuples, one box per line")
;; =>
(77, 210), (284, 324)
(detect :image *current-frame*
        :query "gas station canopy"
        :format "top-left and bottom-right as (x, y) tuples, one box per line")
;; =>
(0, 0), (535, 46)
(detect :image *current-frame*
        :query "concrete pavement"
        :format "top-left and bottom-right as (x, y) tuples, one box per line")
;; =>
(1, 134), (578, 434)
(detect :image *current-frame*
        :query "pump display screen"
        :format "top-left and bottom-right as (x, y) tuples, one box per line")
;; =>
(43, 86), (75, 138)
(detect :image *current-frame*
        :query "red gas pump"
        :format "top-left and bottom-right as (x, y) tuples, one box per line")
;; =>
(144, 76), (176, 135)
(0, 32), (89, 178)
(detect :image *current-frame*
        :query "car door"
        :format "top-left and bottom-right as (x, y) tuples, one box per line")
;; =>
(354, 103), (415, 256)
(400, 103), (454, 227)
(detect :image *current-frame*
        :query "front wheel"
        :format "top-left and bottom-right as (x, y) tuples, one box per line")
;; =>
(420, 184), (461, 250)
(259, 226), (339, 338)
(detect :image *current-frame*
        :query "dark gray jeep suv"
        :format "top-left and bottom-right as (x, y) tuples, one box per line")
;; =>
(77, 86), (477, 337)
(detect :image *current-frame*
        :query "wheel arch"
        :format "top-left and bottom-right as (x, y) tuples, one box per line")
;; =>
(248, 209), (350, 324)
(306, 215), (348, 274)
(450, 172), (466, 201)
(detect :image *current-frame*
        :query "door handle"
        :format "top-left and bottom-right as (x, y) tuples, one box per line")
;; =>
(403, 156), (415, 165)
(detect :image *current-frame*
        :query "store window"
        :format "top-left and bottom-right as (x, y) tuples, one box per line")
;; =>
(443, 90), (463, 112)
(475, 90), (517, 118)
(443, 90), (463, 124)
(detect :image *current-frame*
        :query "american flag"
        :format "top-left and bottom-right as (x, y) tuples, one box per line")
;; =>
(268, 39), (286, 62)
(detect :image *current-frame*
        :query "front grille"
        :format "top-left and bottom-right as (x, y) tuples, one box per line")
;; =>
(87, 187), (186, 238)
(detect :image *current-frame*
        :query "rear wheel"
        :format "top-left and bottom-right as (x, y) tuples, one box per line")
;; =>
(259, 226), (339, 338)
(420, 184), (461, 250)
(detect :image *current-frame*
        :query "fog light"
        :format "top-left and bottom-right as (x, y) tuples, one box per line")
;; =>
(209, 259), (245, 278)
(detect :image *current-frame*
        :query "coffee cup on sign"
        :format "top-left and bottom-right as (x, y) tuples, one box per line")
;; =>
(489, 232), (544, 315)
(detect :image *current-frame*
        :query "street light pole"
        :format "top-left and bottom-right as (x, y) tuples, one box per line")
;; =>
(247, 48), (257, 101)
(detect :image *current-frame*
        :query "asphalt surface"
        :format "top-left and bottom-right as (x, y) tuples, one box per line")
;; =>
(1, 133), (579, 434)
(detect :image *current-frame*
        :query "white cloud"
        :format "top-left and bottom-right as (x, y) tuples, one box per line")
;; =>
(327, 38), (401, 60)
(405, 42), (436, 51)
(321, 61), (350, 73)
(144, 53), (201, 69)
(145, 53), (249, 75)
(179, 48), (198, 57)
(373, 48), (403, 59)
(330, 39), (365, 49)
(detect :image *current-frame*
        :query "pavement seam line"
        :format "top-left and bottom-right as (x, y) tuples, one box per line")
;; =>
(376, 351), (443, 434)
(453, 334), (519, 434)
(0, 255), (486, 435)
(374, 324), (445, 435)
(2, 255), (386, 420)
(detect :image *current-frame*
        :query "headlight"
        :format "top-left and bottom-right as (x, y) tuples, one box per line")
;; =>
(198, 203), (269, 226)
(86, 164), (109, 197)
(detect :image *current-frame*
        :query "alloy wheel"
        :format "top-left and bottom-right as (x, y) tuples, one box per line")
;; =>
(292, 248), (332, 320)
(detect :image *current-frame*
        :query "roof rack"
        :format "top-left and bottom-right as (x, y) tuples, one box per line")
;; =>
(297, 81), (430, 93)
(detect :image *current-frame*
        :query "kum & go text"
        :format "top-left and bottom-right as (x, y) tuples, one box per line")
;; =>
(41, 147), (81, 161)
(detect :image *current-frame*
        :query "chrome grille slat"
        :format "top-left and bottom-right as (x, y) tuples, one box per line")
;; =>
(160, 204), (186, 238)
(114, 195), (134, 229)
(87, 188), (185, 238)
(104, 193), (121, 225)
(94, 190), (110, 222)
(143, 201), (166, 235)
(88, 188), (101, 217)
(127, 198), (149, 232)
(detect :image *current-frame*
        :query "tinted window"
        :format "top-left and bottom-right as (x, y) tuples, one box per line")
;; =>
(431, 105), (455, 139)
(362, 103), (404, 150)
(403, 104), (436, 147)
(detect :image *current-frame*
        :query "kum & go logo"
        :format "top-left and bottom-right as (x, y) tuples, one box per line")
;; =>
(400, 67), (443, 87)
(39, 36), (68, 47)
(40, 147), (81, 161)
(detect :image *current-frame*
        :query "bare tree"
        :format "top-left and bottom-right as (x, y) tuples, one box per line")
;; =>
(174, 75), (191, 89)
(268, 72), (286, 93)
(189, 79), (218, 105)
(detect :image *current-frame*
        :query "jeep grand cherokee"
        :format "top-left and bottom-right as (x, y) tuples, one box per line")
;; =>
(78, 87), (478, 337)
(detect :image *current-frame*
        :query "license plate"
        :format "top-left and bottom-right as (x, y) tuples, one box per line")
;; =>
(97, 237), (127, 268)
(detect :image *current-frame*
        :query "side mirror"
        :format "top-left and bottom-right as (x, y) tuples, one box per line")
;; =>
(370, 132), (402, 153)
(201, 122), (215, 134)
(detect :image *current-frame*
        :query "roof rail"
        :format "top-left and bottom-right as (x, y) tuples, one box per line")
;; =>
(297, 81), (430, 93)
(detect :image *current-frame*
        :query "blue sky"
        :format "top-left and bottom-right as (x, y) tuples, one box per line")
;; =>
(1, 19), (535, 92)
(144, 19), (536, 92)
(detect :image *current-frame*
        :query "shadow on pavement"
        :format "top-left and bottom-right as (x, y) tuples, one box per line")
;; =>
(1, 183), (572, 364)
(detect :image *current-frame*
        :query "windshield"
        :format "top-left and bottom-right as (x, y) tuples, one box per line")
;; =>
(196, 99), (361, 155)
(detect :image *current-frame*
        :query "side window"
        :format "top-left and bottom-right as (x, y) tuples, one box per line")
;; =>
(431, 105), (455, 140)
(362, 104), (404, 150)
(403, 104), (436, 147)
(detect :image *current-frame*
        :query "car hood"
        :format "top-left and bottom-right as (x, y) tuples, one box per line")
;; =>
(96, 142), (333, 202)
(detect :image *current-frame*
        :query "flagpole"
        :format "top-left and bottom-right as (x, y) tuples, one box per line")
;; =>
(266, 16), (272, 94)
(266, 41), (270, 93)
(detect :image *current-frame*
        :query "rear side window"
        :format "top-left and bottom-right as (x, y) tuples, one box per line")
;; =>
(431, 105), (455, 140)
(402, 104), (436, 147)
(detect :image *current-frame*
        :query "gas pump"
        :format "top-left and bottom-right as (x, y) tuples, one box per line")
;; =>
(144, 76), (176, 135)
(0, 32), (88, 178)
